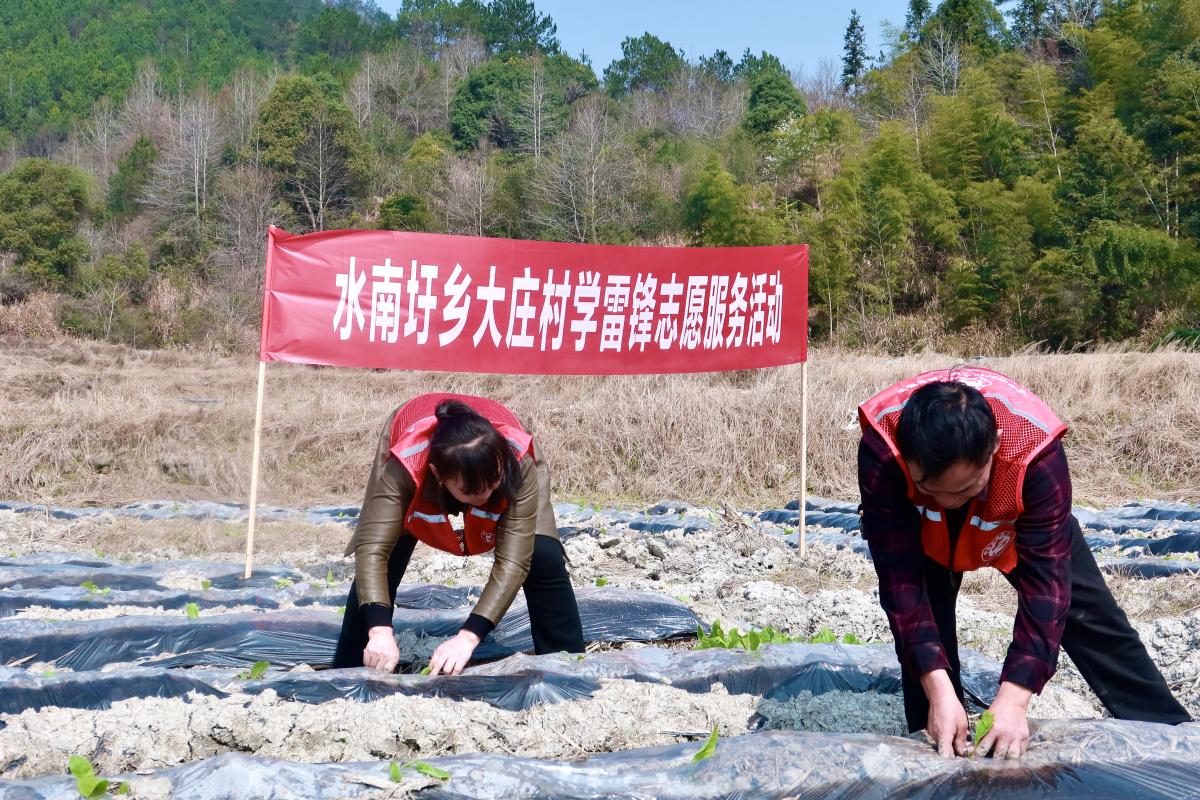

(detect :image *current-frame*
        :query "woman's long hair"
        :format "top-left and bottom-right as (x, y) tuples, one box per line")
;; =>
(428, 400), (522, 506)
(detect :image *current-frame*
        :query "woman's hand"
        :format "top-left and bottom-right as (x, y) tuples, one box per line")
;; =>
(363, 625), (401, 672)
(427, 630), (481, 676)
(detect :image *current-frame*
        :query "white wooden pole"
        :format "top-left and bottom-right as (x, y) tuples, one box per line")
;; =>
(799, 359), (808, 558)
(243, 360), (268, 579)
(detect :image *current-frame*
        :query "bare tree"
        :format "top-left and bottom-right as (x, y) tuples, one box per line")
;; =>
(438, 146), (497, 236)
(661, 65), (747, 138)
(291, 103), (360, 231)
(122, 61), (169, 135)
(796, 59), (850, 112)
(512, 54), (551, 164)
(213, 165), (280, 287)
(530, 96), (630, 244)
(142, 92), (222, 230)
(226, 67), (277, 162)
(82, 100), (121, 185)
(920, 24), (965, 96)
(366, 44), (444, 136)
(437, 35), (487, 124)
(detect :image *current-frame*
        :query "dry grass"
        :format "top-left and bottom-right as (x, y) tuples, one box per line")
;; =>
(1, 336), (1198, 507)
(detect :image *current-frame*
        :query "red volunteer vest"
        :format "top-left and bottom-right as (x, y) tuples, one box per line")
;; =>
(858, 368), (1067, 573)
(388, 393), (534, 557)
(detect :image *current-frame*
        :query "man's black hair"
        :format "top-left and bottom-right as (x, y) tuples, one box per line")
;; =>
(894, 381), (998, 481)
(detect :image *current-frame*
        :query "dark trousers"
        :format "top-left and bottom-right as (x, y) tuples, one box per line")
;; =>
(332, 533), (584, 668)
(902, 516), (1191, 732)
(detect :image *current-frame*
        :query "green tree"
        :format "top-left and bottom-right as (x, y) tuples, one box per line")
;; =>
(683, 156), (781, 246)
(905, 0), (932, 40)
(451, 54), (595, 148)
(0, 159), (92, 289)
(603, 33), (684, 96)
(479, 0), (559, 55)
(742, 71), (807, 138)
(255, 75), (369, 231)
(106, 136), (158, 220)
(378, 193), (431, 231)
(841, 9), (868, 93)
(928, 0), (1007, 55)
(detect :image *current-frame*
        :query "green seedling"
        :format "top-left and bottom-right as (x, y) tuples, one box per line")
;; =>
(445, 578), (457, 586)
(80, 581), (110, 596)
(574, 654), (585, 661)
(274, 577), (295, 589)
(692, 724), (719, 763)
(185, 602), (200, 620)
(325, 568), (335, 587)
(238, 661), (269, 680)
(695, 619), (800, 651)
(595, 577), (609, 587)
(116, 783), (130, 795)
(68, 755), (108, 798)
(805, 627), (865, 645)
(42, 669), (56, 678)
(419, 665), (432, 676)
(390, 760), (450, 782)
(971, 711), (995, 758)
(336, 606), (346, 616)
(200, 579), (212, 590)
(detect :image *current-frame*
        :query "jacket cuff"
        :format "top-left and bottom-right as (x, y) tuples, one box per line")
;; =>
(461, 613), (496, 640)
(1000, 651), (1053, 694)
(905, 640), (952, 677)
(362, 602), (394, 630)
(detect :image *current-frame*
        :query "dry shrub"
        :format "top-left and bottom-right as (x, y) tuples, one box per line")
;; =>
(0, 339), (1198, 507)
(0, 294), (63, 339)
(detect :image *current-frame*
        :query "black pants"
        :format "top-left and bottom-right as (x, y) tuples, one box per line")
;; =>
(902, 515), (1190, 732)
(332, 534), (585, 668)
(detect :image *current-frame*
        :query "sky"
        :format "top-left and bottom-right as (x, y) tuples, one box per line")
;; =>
(373, 1), (913, 79)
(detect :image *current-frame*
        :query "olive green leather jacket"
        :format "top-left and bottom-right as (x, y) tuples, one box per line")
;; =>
(343, 408), (560, 626)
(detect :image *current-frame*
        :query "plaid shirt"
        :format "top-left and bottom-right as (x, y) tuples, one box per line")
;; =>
(858, 428), (1073, 693)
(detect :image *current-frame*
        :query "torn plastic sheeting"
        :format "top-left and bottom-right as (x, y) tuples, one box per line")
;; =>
(387, 583), (480, 609)
(242, 667), (600, 711)
(628, 517), (711, 535)
(0, 561), (305, 592)
(0, 590), (700, 671)
(0, 665), (229, 716)
(6, 721), (1200, 800)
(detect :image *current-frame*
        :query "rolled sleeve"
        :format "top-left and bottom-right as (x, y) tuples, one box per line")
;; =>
(470, 454), (540, 626)
(859, 430), (952, 678)
(1000, 440), (1072, 693)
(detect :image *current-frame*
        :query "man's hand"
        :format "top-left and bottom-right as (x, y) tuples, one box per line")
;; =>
(922, 669), (969, 757)
(974, 681), (1032, 759)
(427, 629), (481, 676)
(363, 625), (401, 672)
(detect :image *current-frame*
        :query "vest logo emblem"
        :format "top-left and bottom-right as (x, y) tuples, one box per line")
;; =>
(981, 531), (1013, 562)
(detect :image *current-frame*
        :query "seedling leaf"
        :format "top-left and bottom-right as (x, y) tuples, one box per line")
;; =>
(185, 602), (200, 620)
(407, 761), (450, 781)
(81, 581), (97, 593)
(594, 577), (608, 587)
(68, 756), (108, 798)
(116, 782), (130, 795)
(972, 710), (995, 757)
(389, 762), (403, 782)
(419, 665), (432, 676)
(692, 725), (719, 763)
(200, 579), (212, 590)
(250, 660), (269, 679)
(325, 568), (335, 586)
(274, 577), (294, 589)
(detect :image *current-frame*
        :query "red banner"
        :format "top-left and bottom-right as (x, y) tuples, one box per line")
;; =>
(260, 227), (807, 374)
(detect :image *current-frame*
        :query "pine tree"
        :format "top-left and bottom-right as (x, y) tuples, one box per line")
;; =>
(841, 9), (868, 94)
(905, 0), (931, 40)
